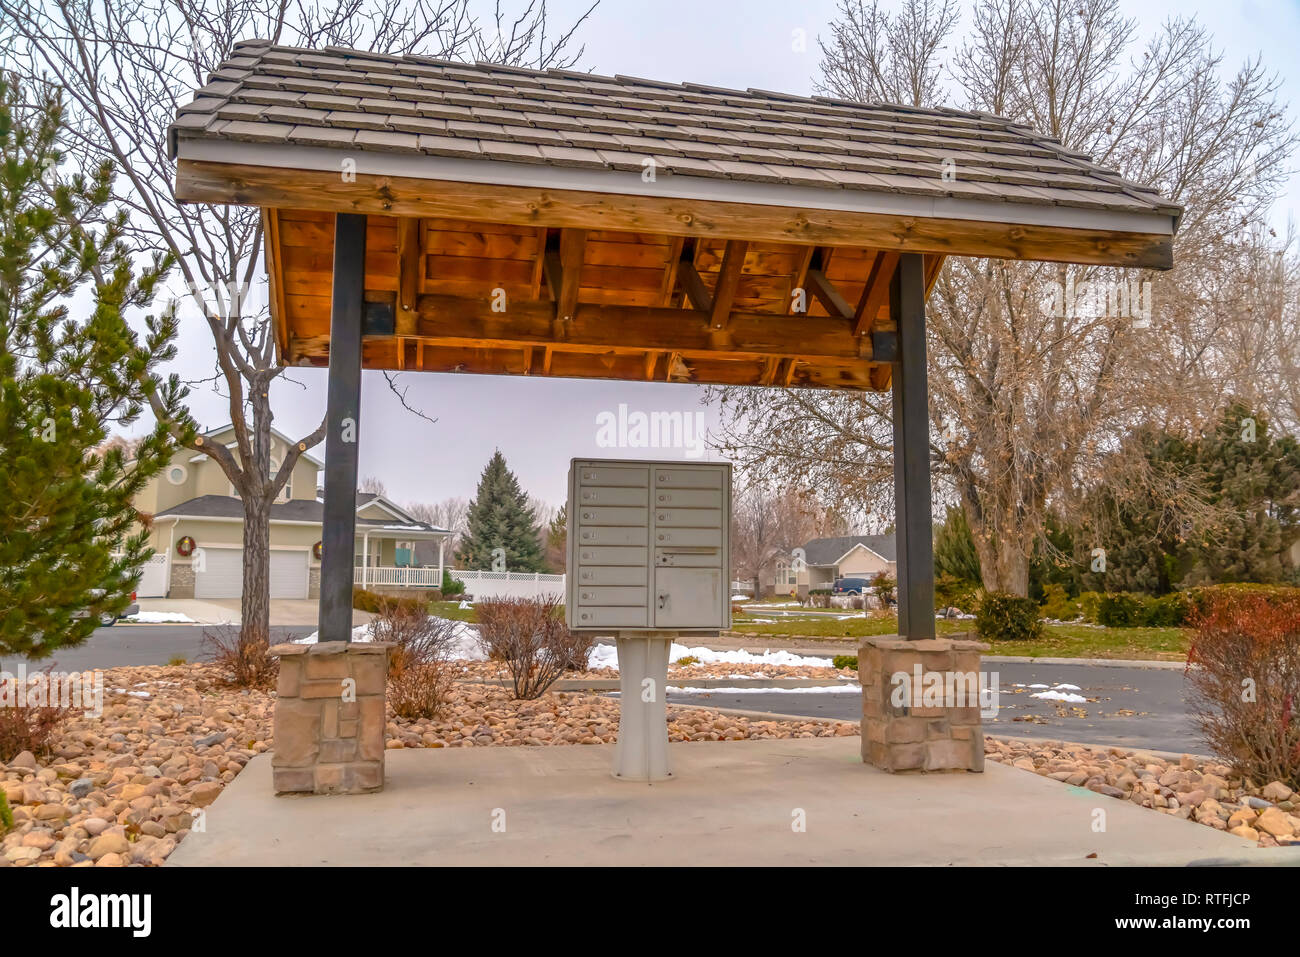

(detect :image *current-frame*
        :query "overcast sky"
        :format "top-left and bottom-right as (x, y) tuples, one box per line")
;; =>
(149, 0), (1300, 513)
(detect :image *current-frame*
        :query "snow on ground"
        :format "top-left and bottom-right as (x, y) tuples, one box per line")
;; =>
(295, 616), (485, 660)
(122, 611), (197, 624)
(588, 642), (833, 671)
(1030, 690), (1088, 703)
(667, 683), (861, 694)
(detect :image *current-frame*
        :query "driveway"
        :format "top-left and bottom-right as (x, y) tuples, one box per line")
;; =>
(136, 597), (372, 627)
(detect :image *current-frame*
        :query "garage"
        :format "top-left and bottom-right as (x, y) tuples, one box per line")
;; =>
(193, 547), (308, 599)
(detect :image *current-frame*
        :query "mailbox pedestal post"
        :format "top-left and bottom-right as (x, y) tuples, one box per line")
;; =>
(612, 631), (675, 782)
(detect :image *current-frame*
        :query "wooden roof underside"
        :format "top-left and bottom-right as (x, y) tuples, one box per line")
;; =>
(263, 204), (947, 391)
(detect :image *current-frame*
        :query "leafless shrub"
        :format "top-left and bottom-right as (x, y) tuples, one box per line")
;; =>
(475, 595), (587, 699)
(1186, 587), (1300, 790)
(0, 667), (73, 760)
(200, 624), (278, 690)
(370, 599), (463, 719)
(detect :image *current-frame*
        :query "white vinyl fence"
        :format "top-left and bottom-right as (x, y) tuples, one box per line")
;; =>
(355, 567), (565, 601)
(451, 570), (566, 601)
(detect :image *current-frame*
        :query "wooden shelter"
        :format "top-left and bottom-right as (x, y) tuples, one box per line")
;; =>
(171, 40), (1180, 644)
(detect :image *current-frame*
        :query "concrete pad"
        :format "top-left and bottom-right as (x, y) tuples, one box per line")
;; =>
(166, 737), (1285, 867)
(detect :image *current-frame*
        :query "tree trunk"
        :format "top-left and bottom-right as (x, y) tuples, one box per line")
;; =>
(241, 493), (272, 646)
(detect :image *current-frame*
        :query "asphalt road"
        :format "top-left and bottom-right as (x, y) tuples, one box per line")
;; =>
(0, 624), (317, 673)
(668, 660), (1205, 755)
(5, 626), (1203, 754)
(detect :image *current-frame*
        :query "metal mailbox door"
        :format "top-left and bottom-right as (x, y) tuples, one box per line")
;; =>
(653, 566), (723, 628)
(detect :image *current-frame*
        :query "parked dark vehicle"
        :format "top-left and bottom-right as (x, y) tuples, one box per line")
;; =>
(832, 577), (870, 596)
(74, 590), (139, 627)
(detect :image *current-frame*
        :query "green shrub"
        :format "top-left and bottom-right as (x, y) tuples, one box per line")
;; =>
(976, 592), (1043, 642)
(441, 570), (465, 597)
(1094, 591), (1189, 628)
(1143, 592), (1188, 627)
(166, 655), (188, 666)
(1097, 592), (1142, 627)
(352, 587), (425, 616)
(935, 573), (981, 613)
(832, 655), (858, 671)
(1077, 591), (1104, 623)
(1039, 583), (1080, 621)
(0, 791), (11, 834)
(673, 655), (700, 666)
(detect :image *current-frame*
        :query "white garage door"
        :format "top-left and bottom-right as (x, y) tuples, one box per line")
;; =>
(194, 547), (242, 599)
(193, 549), (308, 599)
(269, 550), (309, 599)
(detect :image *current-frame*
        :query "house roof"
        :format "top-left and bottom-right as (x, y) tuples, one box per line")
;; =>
(170, 41), (1181, 226)
(155, 494), (448, 534)
(803, 534), (897, 566)
(194, 423), (325, 468)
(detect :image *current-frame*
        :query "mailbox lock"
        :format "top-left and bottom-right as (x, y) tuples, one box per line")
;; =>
(582, 511), (591, 519)
(657, 593), (668, 610)
(657, 513), (666, 521)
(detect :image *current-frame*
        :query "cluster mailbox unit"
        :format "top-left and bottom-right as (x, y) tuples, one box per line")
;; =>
(566, 458), (732, 781)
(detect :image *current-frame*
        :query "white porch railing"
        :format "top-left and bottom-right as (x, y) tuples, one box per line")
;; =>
(355, 566), (443, 588)
(355, 567), (566, 600)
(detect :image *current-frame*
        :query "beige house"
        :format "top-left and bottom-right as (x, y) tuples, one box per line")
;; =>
(133, 424), (450, 598)
(766, 534), (898, 596)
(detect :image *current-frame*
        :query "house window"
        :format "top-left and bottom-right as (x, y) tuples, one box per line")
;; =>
(775, 559), (792, 585)
(230, 459), (290, 501)
(166, 464), (188, 485)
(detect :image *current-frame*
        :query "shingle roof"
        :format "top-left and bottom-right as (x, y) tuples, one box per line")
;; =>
(156, 494), (445, 532)
(803, 534), (897, 566)
(170, 40), (1180, 220)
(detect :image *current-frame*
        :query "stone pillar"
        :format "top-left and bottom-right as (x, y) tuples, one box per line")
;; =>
(859, 636), (989, 773)
(269, 642), (392, 794)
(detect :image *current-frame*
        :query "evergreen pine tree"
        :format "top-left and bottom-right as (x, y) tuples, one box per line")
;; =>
(0, 80), (186, 657)
(546, 503), (568, 572)
(457, 451), (546, 572)
(933, 504), (982, 583)
(1184, 402), (1300, 585)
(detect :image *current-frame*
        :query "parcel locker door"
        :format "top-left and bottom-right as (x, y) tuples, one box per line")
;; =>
(653, 566), (723, 629)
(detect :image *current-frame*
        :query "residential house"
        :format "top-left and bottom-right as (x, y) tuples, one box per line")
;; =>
(133, 424), (450, 598)
(765, 534), (898, 596)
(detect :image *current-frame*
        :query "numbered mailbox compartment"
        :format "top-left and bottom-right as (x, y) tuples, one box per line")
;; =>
(567, 458), (731, 632)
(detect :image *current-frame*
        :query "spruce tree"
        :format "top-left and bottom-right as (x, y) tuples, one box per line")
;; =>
(0, 79), (186, 657)
(1184, 403), (1300, 585)
(457, 451), (546, 572)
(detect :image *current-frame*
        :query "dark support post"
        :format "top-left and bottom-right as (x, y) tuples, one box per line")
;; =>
(317, 212), (367, 642)
(890, 253), (935, 639)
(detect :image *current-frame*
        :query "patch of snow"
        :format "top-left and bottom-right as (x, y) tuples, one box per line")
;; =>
(1052, 683), (1082, 691)
(458, 600), (472, 609)
(1030, 690), (1087, 703)
(295, 615), (486, 661)
(592, 643), (833, 671)
(122, 611), (196, 624)
(667, 683), (861, 694)
(111, 688), (151, 698)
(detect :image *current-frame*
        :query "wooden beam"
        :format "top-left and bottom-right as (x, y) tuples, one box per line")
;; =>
(710, 239), (749, 330)
(788, 244), (817, 314)
(557, 228), (586, 323)
(396, 217), (420, 336)
(413, 293), (874, 363)
(186, 160), (1175, 269)
(853, 251), (899, 337)
(677, 258), (713, 312)
(806, 267), (853, 319)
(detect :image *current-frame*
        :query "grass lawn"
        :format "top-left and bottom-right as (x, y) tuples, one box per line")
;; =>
(728, 614), (1189, 661)
(426, 600), (477, 622)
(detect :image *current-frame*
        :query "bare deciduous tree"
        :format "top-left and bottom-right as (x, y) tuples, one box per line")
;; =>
(0, 0), (595, 643)
(730, 483), (851, 596)
(715, 0), (1296, 597)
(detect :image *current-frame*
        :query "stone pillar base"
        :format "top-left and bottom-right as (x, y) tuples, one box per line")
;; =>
(859, 636), (989, 773)
(269, 641), (392, 794)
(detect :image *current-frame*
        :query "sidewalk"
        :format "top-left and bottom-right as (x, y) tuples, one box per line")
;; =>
(166, 736), (1286, 867)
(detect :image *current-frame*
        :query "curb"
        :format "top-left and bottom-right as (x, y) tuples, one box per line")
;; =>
(667, 701), (855, 726)
(462, 677), (856, 691)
